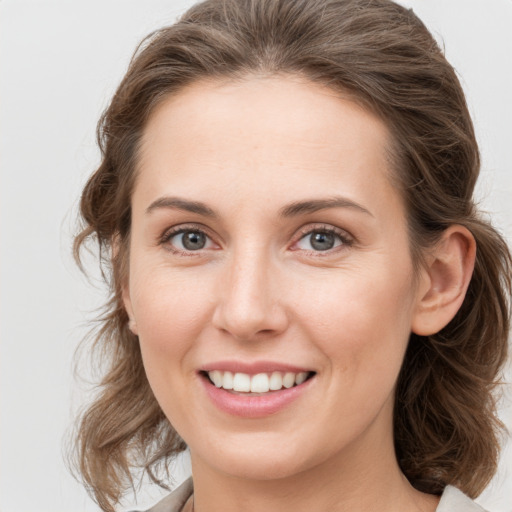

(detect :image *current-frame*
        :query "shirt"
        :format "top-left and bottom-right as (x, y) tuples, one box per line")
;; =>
(142, 477), (487, 512)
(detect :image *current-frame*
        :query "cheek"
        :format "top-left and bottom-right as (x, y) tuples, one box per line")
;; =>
(129, 265), (214, 358)
(128, 266), (216, 428)
(296, 263), (416, 376)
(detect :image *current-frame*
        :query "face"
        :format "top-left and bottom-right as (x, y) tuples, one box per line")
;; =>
(124, 76), (426, 481)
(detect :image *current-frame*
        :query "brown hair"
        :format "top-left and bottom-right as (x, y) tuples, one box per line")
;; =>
(72, 0), (512, 510)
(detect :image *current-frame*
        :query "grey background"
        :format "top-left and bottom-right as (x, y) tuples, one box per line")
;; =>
(1, 1), (511, 511)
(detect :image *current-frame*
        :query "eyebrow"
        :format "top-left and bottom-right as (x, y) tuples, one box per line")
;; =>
(145, 195), (372, 218)
(279, 196), (373, 217)
(146, 196), (217, 217)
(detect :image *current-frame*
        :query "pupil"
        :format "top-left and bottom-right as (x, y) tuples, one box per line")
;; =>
(182, 231), (206, 250)
(310, 232), (334, 251)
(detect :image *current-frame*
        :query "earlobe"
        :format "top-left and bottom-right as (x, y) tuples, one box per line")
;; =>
(122, 287), (138, 335)
(128, 318), (138, 335)
(412, 225), (476, 336)
(113, 235), (138, 336)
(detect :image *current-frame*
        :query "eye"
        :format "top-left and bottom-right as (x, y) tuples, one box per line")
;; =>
(163, 228), (216, 253)
(294, 226), (351, 252)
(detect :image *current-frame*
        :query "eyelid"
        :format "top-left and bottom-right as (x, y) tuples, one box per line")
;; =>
(158, 222), (354, 256)
(159, 223), (219, 255)
(290, 223), (354, 253)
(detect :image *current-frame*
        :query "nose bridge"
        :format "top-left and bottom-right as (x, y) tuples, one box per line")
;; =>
(213, 240), (287, 340)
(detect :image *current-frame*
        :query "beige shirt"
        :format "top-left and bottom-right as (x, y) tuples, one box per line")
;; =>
(144, 478), (487, 512)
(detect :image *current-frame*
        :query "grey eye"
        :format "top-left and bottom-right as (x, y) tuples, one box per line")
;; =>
(171, 230), (208, 251)
(296, 230), (343, 252)
(310, 232), (335, 251)
(183, 231), (206, 250)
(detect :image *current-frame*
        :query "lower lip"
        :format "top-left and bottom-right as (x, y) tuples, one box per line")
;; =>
(200, 374), (315, 418)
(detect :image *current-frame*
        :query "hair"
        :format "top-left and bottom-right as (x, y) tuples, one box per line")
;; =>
(72, 0), (512, 510)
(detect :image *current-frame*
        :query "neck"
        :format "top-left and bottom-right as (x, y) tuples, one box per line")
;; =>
(188, 415), (439, 512)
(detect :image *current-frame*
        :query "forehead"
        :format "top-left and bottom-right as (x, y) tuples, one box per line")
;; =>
(135, 75), (400, 217)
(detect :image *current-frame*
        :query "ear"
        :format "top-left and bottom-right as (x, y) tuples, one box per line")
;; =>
(124, 295), (138, 336)
(122, 280), (139, 336)
(113, 234), (139, 336)
(412, 225), (476, 336)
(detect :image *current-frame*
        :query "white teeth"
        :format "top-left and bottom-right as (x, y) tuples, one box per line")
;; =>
(233, 372), (251, 392)
(211, 370), (222, 388)
(282, 372), (295, 388)
(269, 371), (283, 390)
(222, 371), (234, 390)
(207, 370), (311, 393)
(295, 372), (308, 385)
(251, 373), (270, 393)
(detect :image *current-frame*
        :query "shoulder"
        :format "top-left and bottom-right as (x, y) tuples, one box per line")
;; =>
(436, 486), (488, 512)
(136, 480), (488, 512)
(135, 478), (194, 512)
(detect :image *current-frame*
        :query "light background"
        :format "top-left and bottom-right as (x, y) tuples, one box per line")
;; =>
(1, 1), (511, 511)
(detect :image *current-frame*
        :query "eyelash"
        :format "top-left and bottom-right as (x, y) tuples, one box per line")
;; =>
(159, 223), (354, 257)
(160, 223), (217, 257)
(292, 224), (354, 255)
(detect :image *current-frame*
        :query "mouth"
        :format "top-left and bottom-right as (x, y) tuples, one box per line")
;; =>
(200, 370), (316, 395)
(198, 361), (317, 417)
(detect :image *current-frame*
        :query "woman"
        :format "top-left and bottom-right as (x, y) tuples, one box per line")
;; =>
(73, 0), (511, 511)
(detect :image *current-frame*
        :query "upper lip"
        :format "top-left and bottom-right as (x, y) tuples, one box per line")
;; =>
(200, 360), (314, 375)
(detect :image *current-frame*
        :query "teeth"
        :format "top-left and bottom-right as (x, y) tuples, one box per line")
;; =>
(222, 371), (234, 390)
(233, 372), (251, 392)
(269, 371), (283, 390)
(211, 370), (222, 388)
(207, 370), (311, 393)
(295, 372), (308, 385)
(283, 372), (295, 388)
(251, 373), (269, 392)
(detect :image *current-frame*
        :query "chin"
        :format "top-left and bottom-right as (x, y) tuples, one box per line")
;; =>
(218, 454), (310, 481)
(190, 431), (328, 482)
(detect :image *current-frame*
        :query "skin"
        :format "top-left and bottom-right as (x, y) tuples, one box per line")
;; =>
(123, 76), (475, 512)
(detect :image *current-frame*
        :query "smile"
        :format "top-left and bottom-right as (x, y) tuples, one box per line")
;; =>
(206, 370), (313, 393)
(199, 365), (316, 418)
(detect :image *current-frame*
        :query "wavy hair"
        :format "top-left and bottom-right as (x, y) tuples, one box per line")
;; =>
(72, 0), (512, 510)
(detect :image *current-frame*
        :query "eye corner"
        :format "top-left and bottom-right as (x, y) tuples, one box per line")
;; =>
(290, 223), (355, 255)
(159, 223), (221, 256)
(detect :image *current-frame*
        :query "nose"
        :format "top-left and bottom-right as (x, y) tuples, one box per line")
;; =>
(212, 246), (289, 341)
